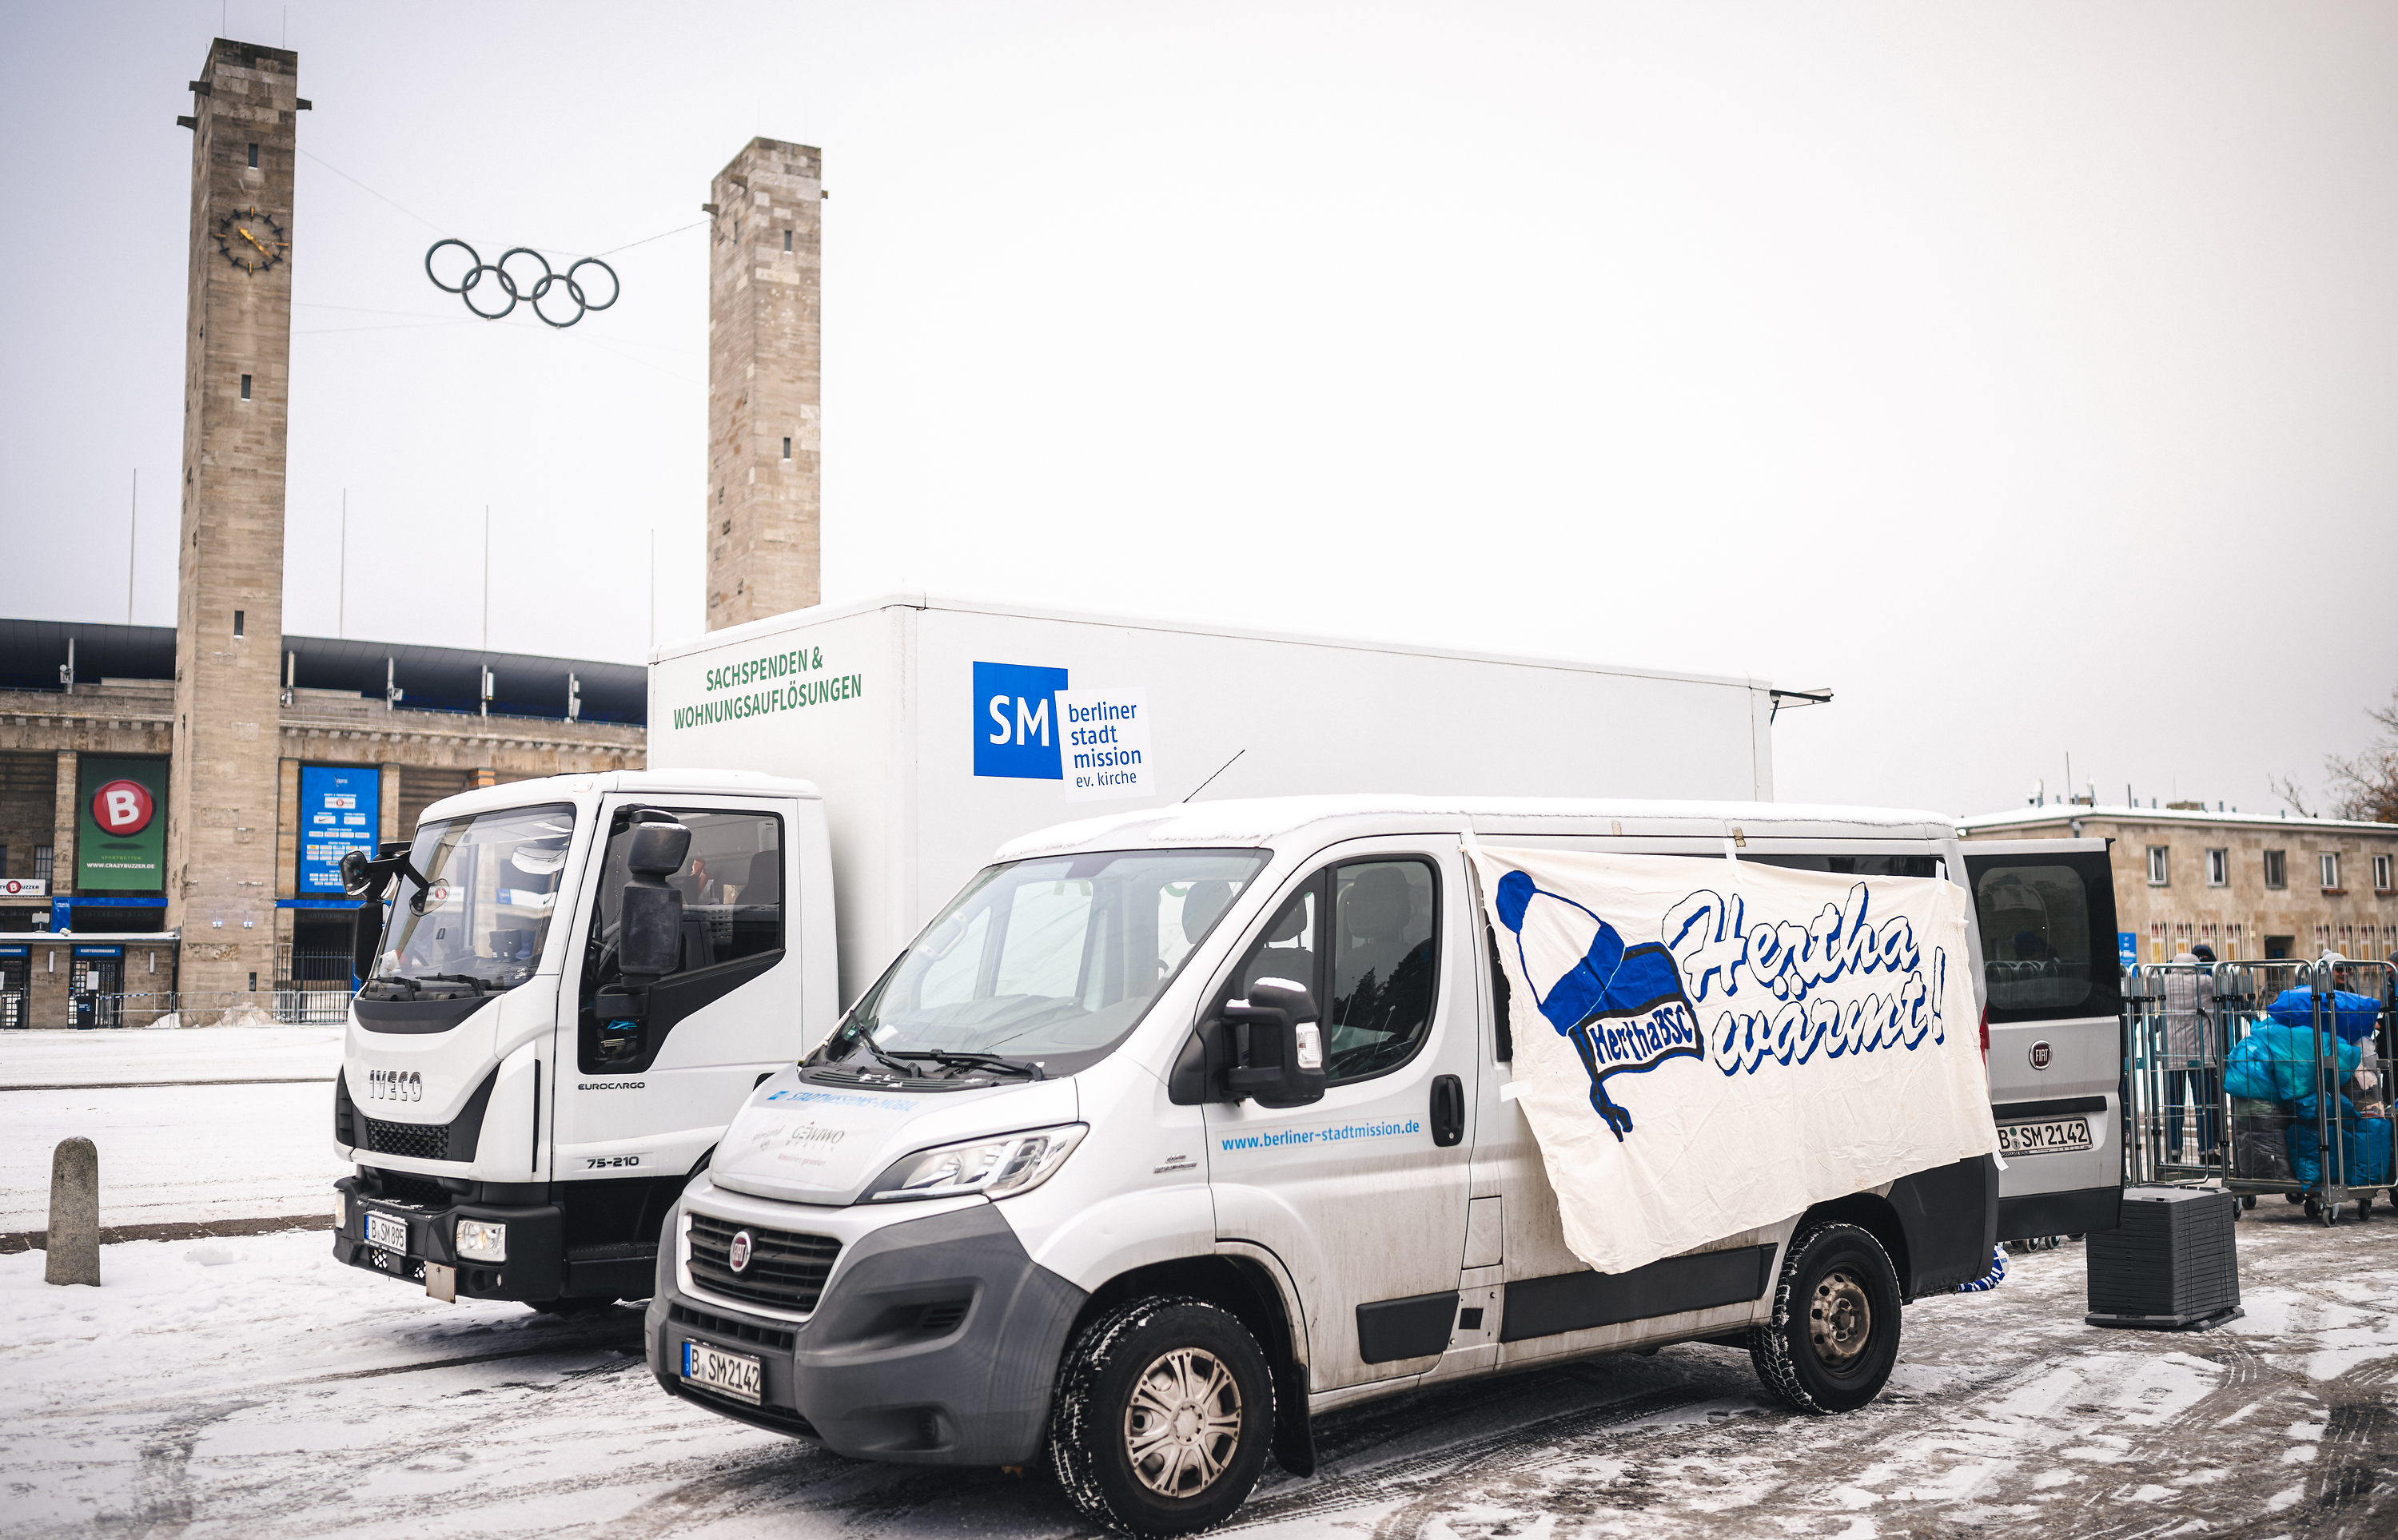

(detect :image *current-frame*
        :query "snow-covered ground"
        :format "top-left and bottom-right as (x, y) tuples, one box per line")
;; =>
(0, 1027), (342, 1089)
(4, 1210), (2393, 1538)
(1, 1029), (344, 1233)
(2, 1029), (2394, 1537)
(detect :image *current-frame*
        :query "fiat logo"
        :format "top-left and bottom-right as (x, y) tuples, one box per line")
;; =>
(2029, 1041), (2053, 1070)
(728, 1230), (754, 1274)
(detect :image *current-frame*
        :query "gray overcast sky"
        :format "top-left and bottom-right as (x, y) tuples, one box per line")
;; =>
(3, 2), (2394, 818)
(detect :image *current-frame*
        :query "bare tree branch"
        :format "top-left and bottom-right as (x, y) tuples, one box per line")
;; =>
(2322, 685), (2398, 824)
(2269, 774), (2316, 819)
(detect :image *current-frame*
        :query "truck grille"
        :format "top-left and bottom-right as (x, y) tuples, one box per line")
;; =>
(687, 1212), (840, 1314)
(366, 1168), (452, 1208)
(360, 1115), (452, 1162)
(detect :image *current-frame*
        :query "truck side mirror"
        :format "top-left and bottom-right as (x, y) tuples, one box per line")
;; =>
(600, 819), (691, 1024)
(339, 849), (372, 897)
(618, 883), (684, 981)
(626, 820), (691, 879)
(1223, 977), (1326, 1108)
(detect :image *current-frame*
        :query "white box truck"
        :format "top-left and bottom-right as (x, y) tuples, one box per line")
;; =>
(329, 595), (1782, 1309)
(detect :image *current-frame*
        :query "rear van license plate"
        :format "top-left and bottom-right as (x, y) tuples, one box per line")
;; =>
(683, 1340), (763, 1405)
(1997, 1117), (2093, 1156)
(364, 1210), (408, 1251)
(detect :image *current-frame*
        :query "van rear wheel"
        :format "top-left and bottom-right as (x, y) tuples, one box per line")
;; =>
(1749, 1224), (1902, 1414)
(1050, 1295), (1273, 1537)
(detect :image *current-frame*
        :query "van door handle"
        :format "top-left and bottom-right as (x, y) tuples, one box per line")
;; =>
(1430, 1074), (1464, 1148)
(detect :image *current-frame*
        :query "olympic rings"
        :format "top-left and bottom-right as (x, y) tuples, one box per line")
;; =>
(424, 239), (620, 328)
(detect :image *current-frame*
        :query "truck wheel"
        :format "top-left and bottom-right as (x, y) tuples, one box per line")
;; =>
(1050, 1295), (1274, 1537)
(1749, 1224), (1902, 1415)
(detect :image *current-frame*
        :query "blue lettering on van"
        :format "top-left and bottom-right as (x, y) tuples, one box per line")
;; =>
(1659, 882), (1946, 1078)
(973, 662), (1070, 779)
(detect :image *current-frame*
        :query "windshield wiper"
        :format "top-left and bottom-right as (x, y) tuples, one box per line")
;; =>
(413, 973), (497, 993)
(852, 1036), (924, 1078)
(883, 1049), (1046, 1081)
(364, 973), (494, 1000)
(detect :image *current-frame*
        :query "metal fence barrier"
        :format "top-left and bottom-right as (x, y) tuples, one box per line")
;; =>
(2125, 956), (2395, 1224)
(2, 989), (356, 1029)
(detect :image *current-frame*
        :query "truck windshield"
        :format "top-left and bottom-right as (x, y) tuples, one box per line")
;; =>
(377, 803), (577, 994)
(815, 847), (1269, 1081)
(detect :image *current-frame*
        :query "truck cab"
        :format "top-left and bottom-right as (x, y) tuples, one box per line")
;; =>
(643, 797), (2014, 1536)
(331, 770), (836, 1308)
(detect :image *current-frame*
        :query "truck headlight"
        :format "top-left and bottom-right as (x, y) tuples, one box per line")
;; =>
(333, 1190), (347, 1232)
(455, 1219), (508, 1263)
(865, 1124), (1088, 1203)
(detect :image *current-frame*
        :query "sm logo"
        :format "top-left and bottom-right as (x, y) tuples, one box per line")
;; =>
(973, 662), (1068, 779)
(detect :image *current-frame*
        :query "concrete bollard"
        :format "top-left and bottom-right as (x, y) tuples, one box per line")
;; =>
(44, 1137), (101, 1287)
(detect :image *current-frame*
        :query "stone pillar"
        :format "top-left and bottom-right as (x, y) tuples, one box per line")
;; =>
(705, 137), (823, 631)
(379, 763), (402, 848)
(274, 756), (298, 899)
(45, 1136), (100, 1287)
(166, 40), (301, 995)
(51, 750), (77, 904)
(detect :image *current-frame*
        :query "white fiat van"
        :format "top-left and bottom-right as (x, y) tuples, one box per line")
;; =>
(645, 797), (2026, 1535)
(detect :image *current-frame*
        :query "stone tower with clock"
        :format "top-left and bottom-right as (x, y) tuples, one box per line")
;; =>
(165, 39), (305, 995)
(705, 137), (823, 631)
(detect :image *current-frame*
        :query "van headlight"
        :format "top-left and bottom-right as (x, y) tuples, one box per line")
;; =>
(865, 1124), (1089, 1203)
(454, 1219), (508, 1263)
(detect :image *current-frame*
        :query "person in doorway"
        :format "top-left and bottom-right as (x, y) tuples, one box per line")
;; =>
(2161, 945), (2220, 1164)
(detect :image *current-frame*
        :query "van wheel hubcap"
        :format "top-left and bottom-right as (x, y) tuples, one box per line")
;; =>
(1810, 1268), (1871, 1371)
(1124, 1347), (1242, 1497)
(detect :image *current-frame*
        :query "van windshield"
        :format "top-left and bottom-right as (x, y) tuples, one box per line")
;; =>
(812, 847), (1269, 1082)
(376, 804), (577, 996)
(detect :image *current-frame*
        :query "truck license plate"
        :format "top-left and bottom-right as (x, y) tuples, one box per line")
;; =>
(1997, 1117), (2093, 1156)
(683, 1339), (763, 1405)
(363, 1209), (408, 1252)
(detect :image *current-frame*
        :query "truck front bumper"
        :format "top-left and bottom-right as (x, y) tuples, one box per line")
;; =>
(646, 1184), (1088, 1466)
(333, 1175), (570, 1303)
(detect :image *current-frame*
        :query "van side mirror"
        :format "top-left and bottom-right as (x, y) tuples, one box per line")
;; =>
(1223, 977), (1327, 1108)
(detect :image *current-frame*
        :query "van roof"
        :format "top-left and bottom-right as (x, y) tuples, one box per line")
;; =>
(996, 795), (1958, 860)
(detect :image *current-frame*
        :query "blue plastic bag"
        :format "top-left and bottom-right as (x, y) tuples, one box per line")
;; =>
(2347, 1117), (2393, 1187)
(2265, 987), (2384, 1042)
(2229, 1019), (2364, 1104)
(2225, 1031), (2278, 1100)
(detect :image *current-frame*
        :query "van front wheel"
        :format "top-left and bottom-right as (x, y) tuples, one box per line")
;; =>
(1749, 1223), (1902, 1414)
(1050, 1295), (1274, 1537)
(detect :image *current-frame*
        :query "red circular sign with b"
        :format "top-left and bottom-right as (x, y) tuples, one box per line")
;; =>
(92, 779), (155, 837)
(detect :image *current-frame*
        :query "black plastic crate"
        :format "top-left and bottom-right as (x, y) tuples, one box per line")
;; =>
(2085, 1186), (2242, 1330)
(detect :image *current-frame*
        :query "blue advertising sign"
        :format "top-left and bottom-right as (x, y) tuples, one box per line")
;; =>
(973, 662), (1070, 779)
(298, 766), (382, 895)
(73, 945), (124, 958)
(2118, 931), (2138, 968)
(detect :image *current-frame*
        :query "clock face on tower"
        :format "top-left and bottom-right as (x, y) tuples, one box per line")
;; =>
(214, 207), (287, 273)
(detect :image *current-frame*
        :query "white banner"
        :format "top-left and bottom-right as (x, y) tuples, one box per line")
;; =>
(1467, 843), (1995, 1276)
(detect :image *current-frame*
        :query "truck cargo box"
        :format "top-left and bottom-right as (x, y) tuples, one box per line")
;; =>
(647, 593), (1780, 1002)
